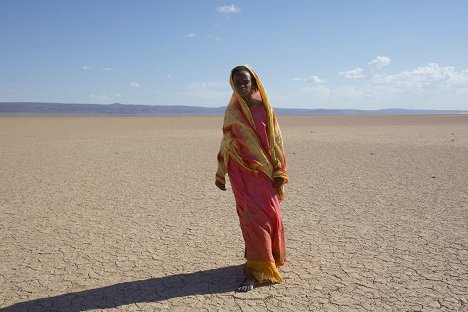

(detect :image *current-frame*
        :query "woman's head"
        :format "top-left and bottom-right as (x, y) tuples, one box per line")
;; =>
(231, 66), (259, 97)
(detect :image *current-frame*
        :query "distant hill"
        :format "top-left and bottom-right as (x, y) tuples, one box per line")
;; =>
(0, 102), (466, 116)
(0, 102), (226, 115)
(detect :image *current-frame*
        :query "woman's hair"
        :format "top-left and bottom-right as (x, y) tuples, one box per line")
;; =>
(231, 66), (259, 93)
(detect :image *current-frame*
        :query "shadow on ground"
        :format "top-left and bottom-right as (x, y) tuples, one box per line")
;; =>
(1, 265), (243, 312)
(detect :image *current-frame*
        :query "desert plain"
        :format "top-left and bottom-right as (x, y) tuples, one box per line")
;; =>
(0, 114), (467, 311)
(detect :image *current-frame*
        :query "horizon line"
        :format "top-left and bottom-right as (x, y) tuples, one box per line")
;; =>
(1, 101), (467, 112)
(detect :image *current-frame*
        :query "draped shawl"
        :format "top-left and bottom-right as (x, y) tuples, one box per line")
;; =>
(216, 66), (288, 200)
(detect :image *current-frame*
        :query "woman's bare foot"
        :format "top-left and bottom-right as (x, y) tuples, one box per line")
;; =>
(236, 274), (255, 292)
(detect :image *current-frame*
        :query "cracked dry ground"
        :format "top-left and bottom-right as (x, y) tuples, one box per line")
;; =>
(1, 115), (467, 312)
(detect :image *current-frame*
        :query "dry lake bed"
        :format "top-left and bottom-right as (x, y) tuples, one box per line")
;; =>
(1, 115), (467, 311)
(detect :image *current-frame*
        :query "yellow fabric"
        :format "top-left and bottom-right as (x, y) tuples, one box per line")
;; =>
(216, 65), (288, 200)
(246, 260), (284, 283)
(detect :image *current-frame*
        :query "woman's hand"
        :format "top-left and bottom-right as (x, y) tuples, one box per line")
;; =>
(273, 177), (284, 195)
(215, 180), (227, 191)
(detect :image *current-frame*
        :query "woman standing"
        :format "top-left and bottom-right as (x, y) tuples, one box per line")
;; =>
(215, 65), (288, 292)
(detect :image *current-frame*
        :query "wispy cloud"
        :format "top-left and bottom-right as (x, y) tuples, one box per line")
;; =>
(293, 75), (325, 84)
(130, 82), (140, 88)
(363, 63), (468, 108)
(368, 56), (391, 70)
(339, 67), (365, 79)
(217, 5), (241, 14)
(372, 63), (468, 89)
(207, 35), (222, 42)
(186, 81), (228, 90)
(304, 63), (468, 109)
(83, 65), (114, 71)
(188, 33), (222, 42)
(281, 62), (468, 109)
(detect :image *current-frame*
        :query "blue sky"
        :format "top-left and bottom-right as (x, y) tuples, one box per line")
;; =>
(1, 1), (468, 110)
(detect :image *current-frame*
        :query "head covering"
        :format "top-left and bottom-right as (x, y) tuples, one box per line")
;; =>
(229, 65), (275, 150)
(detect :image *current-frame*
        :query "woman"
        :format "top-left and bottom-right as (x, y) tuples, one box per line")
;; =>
(215, 65), (288, 292)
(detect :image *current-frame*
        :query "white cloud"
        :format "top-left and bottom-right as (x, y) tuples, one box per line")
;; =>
(293, 75), (325, 84)
(83, 65), (114, 71)
(371, 63), (468, 89)
(335, 63), (468, 109)
(368, 56), (391, 70)
(207, 35), (222, 42)
(283, 63), (468, 110)
(187, 33), (196, 37)
(217, 5), (241, 14)
(130, 82), (140, 88)
(340, 67), (365, 79)
(186, 81), (228, 90)
(310, 76), (325, 84)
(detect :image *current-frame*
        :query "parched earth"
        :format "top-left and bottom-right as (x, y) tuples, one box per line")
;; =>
(0, 115), (467, 311)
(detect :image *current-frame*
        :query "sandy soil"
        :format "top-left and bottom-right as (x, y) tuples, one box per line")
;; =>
(1, 115), (467, 311)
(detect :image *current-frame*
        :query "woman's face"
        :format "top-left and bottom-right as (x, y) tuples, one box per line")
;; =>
(232, 70), (253, 98)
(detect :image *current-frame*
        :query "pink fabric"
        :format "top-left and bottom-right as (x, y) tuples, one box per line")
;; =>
(228, 102), (286, 265)
(250, 103), (269, 150)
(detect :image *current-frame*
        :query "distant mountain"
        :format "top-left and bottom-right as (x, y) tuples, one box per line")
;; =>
(0, 102), (467, 116)
(274, 107), (468, 115)
(0, 102), (226, 115)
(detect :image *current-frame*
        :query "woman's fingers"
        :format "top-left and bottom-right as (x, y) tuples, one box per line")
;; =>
(215, 180), (226, 191)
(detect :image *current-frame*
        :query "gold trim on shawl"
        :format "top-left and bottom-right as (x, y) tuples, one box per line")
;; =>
(246, 260), (284, 283)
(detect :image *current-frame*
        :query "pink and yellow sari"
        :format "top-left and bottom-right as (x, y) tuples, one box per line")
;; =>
(216, 66), (288, 283)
